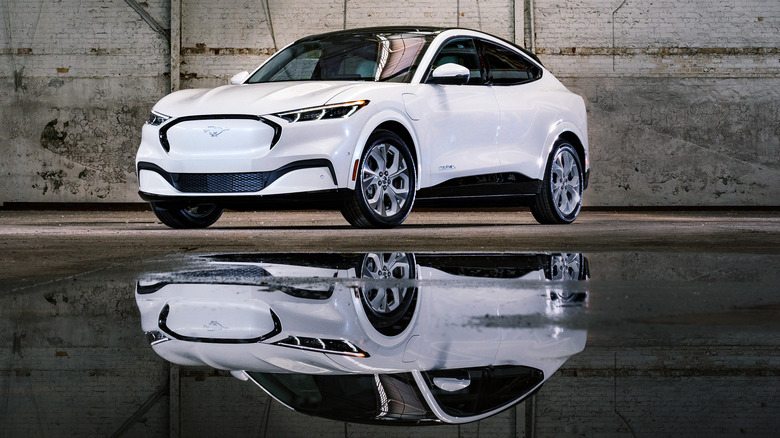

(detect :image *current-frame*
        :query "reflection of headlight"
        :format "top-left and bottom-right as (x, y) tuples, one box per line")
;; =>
(273, 335), (369, 357)
(147, 111), (171, 126)
(274, 100), (369, 123)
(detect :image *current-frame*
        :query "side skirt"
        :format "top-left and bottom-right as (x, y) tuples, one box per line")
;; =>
(416, 172), (541, 208)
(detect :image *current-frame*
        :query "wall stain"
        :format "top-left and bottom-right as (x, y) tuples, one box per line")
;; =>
(13, 67), (25, 92)
(34, 170), (67, 195)
(33, 106), (142, 198)
(12, 332), (25, 359)
(40, 119), (69, 150)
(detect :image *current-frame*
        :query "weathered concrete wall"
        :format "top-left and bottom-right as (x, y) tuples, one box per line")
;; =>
(534, 0), (780, 206)
(1, 0), (778, 206)
(0, 0), (169, 203)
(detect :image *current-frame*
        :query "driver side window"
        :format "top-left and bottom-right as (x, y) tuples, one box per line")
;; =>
(431, 38), (484, 85)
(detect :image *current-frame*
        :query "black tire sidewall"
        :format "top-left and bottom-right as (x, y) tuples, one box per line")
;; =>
(152, 203), (223, 229)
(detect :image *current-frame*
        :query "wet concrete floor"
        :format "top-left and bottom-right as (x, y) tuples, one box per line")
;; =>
(1, 209), (779, 437)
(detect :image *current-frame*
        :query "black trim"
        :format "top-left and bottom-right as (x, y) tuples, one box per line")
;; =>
(583, 169), (590, 190)
(137, 162), (175, 186)
(416, 173), (540, 208)
(417, 172), (540, 198)
(158, 114), (282, 153)
(137, 159), (338, 194)
(415, 194), (537, 208)
(157, 304), (282, 344)
(138, 189), (348, 211)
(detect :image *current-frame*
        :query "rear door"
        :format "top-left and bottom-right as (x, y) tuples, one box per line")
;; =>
(480, 40), (552, 180)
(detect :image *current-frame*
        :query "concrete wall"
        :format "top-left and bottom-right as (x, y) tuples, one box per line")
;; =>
(1, 0), (778, 206)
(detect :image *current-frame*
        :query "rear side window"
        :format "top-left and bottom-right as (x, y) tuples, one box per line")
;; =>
(482, 42), (541, 85)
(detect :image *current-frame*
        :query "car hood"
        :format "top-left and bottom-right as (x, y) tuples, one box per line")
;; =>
(152, 82), (362, 118)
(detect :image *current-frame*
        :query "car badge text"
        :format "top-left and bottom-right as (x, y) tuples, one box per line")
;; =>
(204, 126), (230, 137)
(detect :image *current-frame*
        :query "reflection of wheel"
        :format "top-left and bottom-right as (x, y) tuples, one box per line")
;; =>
(359, 253), (417, 336)
(152, 203), (223, 229)
(544, 253), (587, 281)
(341, 129), (416, 228)
(544, 253), (589, 303)
(531, 141), (583, 224)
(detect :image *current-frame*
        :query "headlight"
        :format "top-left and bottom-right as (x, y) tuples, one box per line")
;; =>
(147, 111), (171, 126)
(274, 100), (369, 123)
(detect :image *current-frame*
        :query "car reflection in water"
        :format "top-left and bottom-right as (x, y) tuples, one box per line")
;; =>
(135, 252), (589, 425)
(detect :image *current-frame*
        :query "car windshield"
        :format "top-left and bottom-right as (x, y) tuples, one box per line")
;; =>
(247, 30), (436, 83)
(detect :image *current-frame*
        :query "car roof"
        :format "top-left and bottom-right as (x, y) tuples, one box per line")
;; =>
(294, 26), (543, 66)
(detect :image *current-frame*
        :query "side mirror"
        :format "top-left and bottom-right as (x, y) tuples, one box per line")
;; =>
(230, 71), (250, 85)
(428, 63), (470, 85)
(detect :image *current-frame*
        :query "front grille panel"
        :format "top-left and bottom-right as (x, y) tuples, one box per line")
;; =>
(173, 172), (270, 193)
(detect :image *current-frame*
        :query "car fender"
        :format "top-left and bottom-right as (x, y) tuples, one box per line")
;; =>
(346, 108), (422, 192)
(537, 120), (588, 181)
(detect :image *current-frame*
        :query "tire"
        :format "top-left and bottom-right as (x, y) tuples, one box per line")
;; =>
(341, 129), (416, 228)
(151, 203), (223, 229)
(531, 141), (583, 224)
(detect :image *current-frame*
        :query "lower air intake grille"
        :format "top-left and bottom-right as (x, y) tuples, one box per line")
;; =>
(173, 172), (270, 193)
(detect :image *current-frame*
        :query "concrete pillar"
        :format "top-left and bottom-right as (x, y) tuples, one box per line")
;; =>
(170, 0), (181, 92)
(514, 0), (524, 45)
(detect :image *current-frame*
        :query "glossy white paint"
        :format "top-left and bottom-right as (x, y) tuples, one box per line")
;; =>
(136, 27), (588, 220)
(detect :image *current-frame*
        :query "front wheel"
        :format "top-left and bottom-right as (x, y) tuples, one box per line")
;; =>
(341, 129), (416, 228)
(531, 141), (583, 224)
(151, 203), (223, 229)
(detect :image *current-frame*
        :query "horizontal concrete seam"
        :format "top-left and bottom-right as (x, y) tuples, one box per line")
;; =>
(538, 47), (780, 56)
(559, 369), (780, 377)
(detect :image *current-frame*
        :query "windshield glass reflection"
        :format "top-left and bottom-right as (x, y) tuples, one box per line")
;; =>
(135, 252), (589, 425)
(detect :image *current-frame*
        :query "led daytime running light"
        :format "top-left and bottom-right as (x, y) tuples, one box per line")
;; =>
(275, 100), (369, 123)
(273, 335), (369, 357)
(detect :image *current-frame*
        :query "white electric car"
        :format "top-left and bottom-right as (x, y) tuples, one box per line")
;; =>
(136, 27), (589, 228)
(136, 252), (588, 424)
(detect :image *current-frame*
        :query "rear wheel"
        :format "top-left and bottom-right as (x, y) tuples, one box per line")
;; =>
(151, 203), (223, 229)
(341, 129), (416, 228)
(531, 141), (583, 224)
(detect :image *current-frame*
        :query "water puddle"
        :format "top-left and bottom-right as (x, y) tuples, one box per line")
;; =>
(1, 252), (778, 436)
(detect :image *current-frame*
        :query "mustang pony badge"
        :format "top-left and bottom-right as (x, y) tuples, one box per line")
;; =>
(204, 126), (230, 137)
